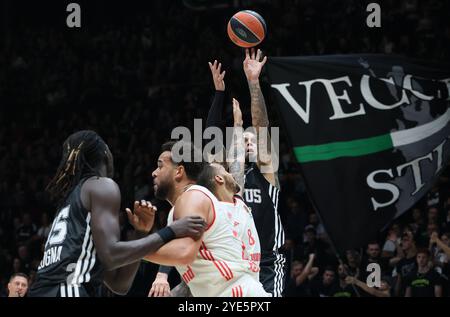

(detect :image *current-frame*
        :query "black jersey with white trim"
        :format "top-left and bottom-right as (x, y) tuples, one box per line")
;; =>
(244, 163), (286, 296)
(243, 163), (285, 257)
(30, 179), (104, 292)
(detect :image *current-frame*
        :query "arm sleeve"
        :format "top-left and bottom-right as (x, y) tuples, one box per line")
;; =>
(205, 91), (225, 129)
(158, 265), (173, 275)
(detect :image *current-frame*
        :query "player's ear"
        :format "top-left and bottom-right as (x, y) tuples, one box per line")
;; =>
(214, 174), (224, 185)
(174, 165), (185, 181)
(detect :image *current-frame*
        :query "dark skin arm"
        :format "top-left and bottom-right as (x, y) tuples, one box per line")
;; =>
(81, 177), (164, 295)
(102, 230), (148, 295)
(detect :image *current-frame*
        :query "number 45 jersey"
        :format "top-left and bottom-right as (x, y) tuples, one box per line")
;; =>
(30, 179), (104, 296)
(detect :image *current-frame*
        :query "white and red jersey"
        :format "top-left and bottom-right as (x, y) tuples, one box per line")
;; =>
(219, 195), (261, 269)
(167, 185), (269, 297)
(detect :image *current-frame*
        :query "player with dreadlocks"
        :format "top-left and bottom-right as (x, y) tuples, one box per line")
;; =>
(29, 130), (206, 297)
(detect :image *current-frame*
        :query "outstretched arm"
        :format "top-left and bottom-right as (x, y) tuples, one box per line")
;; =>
(205, 60), (226, 129)
(345, 276), (390, 297)
(84, 178), (164, 294)
(296, 254), (316, 286)
(243, 48), (280, 188)
(227, 98), (245, 196)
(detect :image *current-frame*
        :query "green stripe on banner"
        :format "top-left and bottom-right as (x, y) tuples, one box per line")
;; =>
(294, 133), (393, 163)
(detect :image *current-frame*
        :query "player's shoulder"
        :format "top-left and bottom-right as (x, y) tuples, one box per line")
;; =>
(174, 186), (213, 219)
(234, 195), (252, 213)
(185, 185), (217, 201)
(180, 186), (212, 204)
(83, 176), (120, 196)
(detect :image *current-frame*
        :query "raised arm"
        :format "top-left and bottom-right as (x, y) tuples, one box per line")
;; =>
(430, 232), (450, 258)
(296, 254), (316, 286)
(243, 48), (279, 188)
(227, 98), (245, 196)
(205, 60), (226, 129)
(85, 178), (165, 267)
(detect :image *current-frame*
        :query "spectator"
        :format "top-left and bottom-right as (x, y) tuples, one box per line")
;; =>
(404, 249), (442, 297)
(7, 273), (29, 297)
(360, 242), (389, 282)
(382, 223), (402, 259)
(392, 232), (417, 296)
(15, 213), (37, 244)
(36, 212), (51, 241)
(301, 225), (331, 268)
(409, 207), (425, 235)
(309, 266), (339, 297)
(284, 254), (318, 297)
(307, 213), (326, 241)
(345, 250), (361, 277)
(335, 263), (356, 297)
(429, 232), (450, 296)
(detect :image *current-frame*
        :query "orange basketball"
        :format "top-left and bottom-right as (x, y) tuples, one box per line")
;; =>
(227, 10), (266, 48)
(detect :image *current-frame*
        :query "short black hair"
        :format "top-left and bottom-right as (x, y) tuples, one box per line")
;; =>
(9, 273), (29, 283)
(161, 140), (205, 181)
(323, 266), (336, 274)
(197, 163), (217, 193)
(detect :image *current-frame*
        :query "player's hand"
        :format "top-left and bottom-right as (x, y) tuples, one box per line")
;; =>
(243, 48), (267, 82)
(208, 60), (226, 91)
(170, 216), (206, 240)
(232, 98), (243, 126)
(148, 272), (171, 297)
(126, 200), (156, 233)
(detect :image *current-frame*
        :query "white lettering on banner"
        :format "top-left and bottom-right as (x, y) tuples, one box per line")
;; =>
(271, 77), (367, 124)
(367, 138), (448, 211)
(367, 169), (400, 211)
(271, 74), (443, 124)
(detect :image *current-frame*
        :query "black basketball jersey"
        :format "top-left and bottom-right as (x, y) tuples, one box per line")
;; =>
(30, 179), (104, 295)
(244, 163), (286, 296)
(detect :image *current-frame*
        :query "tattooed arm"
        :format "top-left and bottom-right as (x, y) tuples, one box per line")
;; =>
(227, 98), (245, 196)
(243, 48), (280, 189)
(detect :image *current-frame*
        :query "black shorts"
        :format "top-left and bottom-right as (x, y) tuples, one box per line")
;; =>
(259, 253), (287, 297)
(28, 283), (96, 297)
